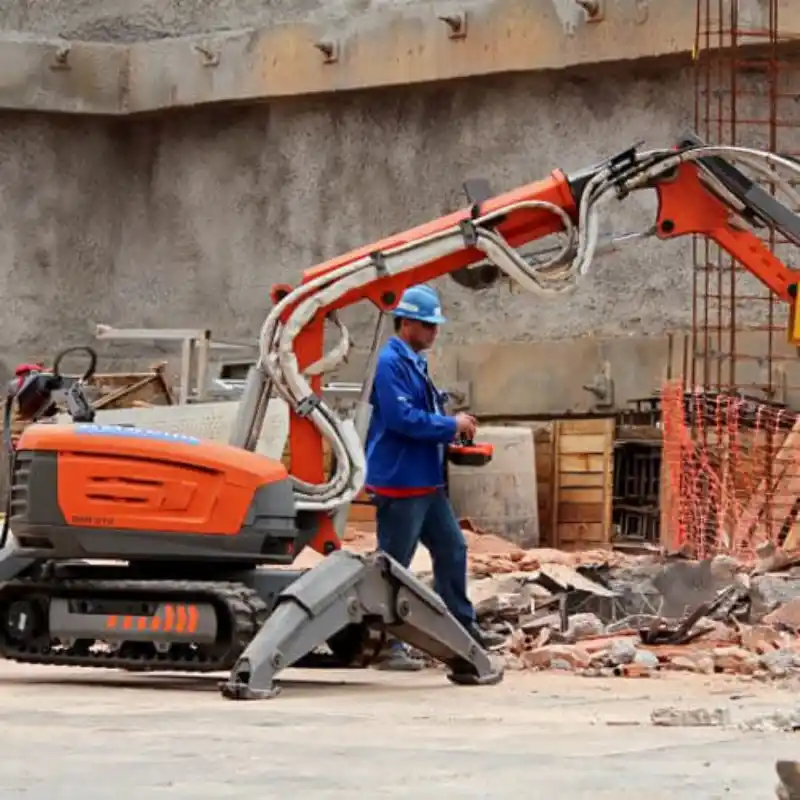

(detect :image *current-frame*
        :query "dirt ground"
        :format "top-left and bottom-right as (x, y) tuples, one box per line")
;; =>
(0, 661), (796, 798)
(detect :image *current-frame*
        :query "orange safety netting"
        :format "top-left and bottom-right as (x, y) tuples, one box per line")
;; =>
(661, 380), (800, 560)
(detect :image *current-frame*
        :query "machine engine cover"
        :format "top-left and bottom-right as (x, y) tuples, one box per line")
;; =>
(9, 423), (305, 564)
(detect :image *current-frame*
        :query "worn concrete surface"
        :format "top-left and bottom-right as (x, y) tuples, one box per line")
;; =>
(0, 1), (732, 115)
(0, 662), (797, 797)
(0, 66), (697, 377)
(0, 2), (798, 409)
(0, 0), (429, 41)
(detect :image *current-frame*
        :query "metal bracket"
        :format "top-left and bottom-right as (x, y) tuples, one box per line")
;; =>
(314, 40), (339, 64)
(438, 12), (468, 40)
(50, 45), (71, 71)
(576, 0), (604, 21)
(582, 360), (615, 410)
(370, 251), (388, 276)
(459, 219), (478, 248)
(442, 381), (472, 412)
(296, 393), (322, 418)
(549, 0), (603, 34)
(192, 43), (220, 68)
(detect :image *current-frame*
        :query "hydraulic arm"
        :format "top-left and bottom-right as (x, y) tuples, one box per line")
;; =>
(2, 132), (799, 703)
(229, 132), (800, 559)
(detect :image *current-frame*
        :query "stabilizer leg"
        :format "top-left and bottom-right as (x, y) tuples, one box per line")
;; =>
(219, 549), (504, 700)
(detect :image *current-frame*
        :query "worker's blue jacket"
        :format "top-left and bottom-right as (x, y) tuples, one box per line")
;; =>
(365, 336), (458, 491)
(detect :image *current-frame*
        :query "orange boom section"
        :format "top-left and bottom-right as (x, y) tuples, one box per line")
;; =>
(274, 170), (579, 554)
(18, 424), (289, 535)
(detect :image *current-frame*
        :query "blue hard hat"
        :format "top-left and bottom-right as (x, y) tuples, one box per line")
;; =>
(392, 284), (447, 325)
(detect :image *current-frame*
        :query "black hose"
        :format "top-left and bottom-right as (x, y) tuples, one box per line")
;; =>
(53, 345), (97, 382)
(0, 395), (15, 550)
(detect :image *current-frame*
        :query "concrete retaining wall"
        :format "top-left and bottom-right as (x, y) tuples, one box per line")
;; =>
(0, 0), (797, 414)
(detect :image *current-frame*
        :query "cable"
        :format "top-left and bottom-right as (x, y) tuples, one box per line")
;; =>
(259, 143), (800, 512)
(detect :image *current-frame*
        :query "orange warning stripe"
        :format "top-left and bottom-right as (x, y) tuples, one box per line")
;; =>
(187, 605), (198, 634)
(103, 604), (200, 634)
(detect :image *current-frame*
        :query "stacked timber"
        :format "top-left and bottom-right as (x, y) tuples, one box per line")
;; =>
(551, 418), (615, 551)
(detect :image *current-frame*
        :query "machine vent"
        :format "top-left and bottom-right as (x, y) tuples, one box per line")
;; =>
(9, 452), (32, 520)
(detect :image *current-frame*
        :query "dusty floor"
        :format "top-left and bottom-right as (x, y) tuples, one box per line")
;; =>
(0, 662), (796, 798)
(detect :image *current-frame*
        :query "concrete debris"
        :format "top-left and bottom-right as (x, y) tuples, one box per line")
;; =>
(651, 706), (731, 727)
(343, 523), (800, 681)
(739, 709), (800, 733)
(467, 556), (800, 678)
(764, 598), (800, 630)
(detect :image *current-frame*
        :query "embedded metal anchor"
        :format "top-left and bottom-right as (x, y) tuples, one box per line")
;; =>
(192, 43), (220, 67)
(438, 13), (468, 40)
(583, 360), (615, 410)
(50, 45), (71, 71)
(314, 41), (339, 64)
(575, 0), (604, 20)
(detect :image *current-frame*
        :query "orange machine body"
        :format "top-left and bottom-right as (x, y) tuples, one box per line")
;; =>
(10, 423), (302, 564)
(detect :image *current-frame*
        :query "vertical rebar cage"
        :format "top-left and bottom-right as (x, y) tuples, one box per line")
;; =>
(692, 0), (800, 399)
(660, 0), (800, 556)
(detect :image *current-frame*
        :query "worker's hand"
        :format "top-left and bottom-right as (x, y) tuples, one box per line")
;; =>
(454, 412), (477, 440)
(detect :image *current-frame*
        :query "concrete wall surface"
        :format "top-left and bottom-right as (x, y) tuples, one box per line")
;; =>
(0, 0), (712, 114)
(0, 0), (798, 413)
(2, 0), (798, 115)
(0, 67), (698, 375)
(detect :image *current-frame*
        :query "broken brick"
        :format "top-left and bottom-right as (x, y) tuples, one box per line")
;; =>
(764, 598), (800, 631)
(739, 624), (783, 654)
(522, 644), (591, 671)
(712, 646), (760, 675)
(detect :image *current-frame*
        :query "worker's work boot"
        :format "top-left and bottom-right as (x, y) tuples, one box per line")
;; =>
(467, 623), (506, 650)
(373, 640), (426, 672)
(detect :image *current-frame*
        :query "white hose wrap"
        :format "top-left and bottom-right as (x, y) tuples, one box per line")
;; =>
(258, 144), (800, 512)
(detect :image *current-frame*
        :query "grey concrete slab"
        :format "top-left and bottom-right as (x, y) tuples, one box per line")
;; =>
(0, 663), (796, 798)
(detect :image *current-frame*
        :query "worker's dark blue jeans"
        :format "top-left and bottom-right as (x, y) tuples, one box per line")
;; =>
(372, 488), (476, 631)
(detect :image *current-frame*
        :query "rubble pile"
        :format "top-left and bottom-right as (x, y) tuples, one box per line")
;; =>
(343, 519), (800, 681)
(467, 538), (800, 681)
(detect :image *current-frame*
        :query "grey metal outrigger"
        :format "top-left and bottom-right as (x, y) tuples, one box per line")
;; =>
(220, 549), (505, 700)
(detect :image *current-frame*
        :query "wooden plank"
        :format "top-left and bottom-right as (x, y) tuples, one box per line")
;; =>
(558, 434), (608, 455)
(557, 486), (605, 504)
(552, 422), (562, 548)
(538, 494), (552, 521)
(602, 418), (614, 546)
(558, 418), (615, 436)
(536, 452), (553, 474)
(558, 472), (605, 488)
(559, 454), (606, 473)
(551, 418), (615, 549)
(557, 502), (605, 523)
(557, 522), (607, 543)
(537, 422), (556, 547)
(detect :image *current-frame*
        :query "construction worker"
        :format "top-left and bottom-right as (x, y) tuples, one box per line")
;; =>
(365, 283), (505, 671)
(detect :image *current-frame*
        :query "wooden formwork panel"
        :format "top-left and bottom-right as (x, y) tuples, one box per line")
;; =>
(552, 418), (615, 551)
